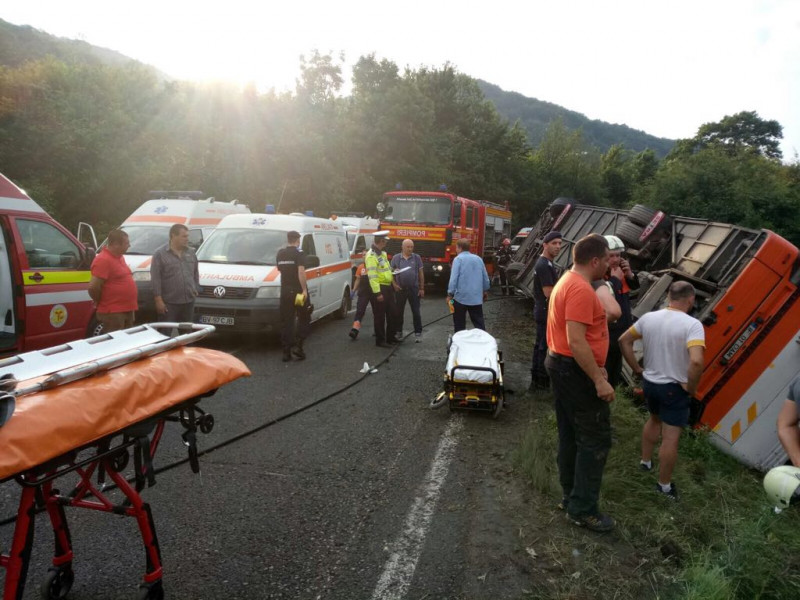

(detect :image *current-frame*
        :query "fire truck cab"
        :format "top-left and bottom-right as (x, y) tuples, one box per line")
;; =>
(0, 172), (96, 356)
(378, 189), (511, 284)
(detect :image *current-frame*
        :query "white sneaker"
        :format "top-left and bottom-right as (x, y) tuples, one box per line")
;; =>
(415, 333), (422, 343)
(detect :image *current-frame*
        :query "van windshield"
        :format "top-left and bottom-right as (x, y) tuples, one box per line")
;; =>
(197, 229), (286, 265)
(120, 226), (170, 255)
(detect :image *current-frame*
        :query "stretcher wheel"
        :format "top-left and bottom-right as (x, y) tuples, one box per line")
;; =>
(199, 413), (215, 434)
(112, 449), (130, 472)
(41, 565), (74, 600)
(137, 580), (164, 600)
(492, 394), (504, 419)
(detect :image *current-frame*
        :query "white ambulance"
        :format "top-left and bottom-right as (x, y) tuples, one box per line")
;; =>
(336, 215), (380, 273)
(116, 192), (250, 317)
(193, 213), (353, 332)
(510, 226), (532, 253)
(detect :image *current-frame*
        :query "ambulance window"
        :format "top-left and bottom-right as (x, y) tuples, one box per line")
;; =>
(302, 235), (316, 256)
(16, 219), (81, 269)
(355, 235), (366, 253)
(188, 229), (203, 249)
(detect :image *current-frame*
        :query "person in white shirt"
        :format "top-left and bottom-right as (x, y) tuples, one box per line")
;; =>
(618, 281), (705, 501)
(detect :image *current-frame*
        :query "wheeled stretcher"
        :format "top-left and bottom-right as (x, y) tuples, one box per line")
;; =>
(432, 329), (505, 418)
(0, 324), (250, 600)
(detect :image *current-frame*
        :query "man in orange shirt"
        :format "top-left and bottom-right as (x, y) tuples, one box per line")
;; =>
(88, 229), (138, 333)
(545, 233), (616, 532)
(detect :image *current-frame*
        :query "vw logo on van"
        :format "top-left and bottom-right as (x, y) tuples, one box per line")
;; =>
(213, 286), (227, 298)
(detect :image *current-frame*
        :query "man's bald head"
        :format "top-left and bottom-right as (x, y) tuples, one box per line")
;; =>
(402, 239), (414, 255)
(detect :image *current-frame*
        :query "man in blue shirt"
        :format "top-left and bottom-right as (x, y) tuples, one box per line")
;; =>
(447, 238), (490, 332)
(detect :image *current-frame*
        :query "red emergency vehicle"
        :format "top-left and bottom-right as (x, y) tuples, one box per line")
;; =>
(0, 172), (96, 355)
(378, 189), (512, 284)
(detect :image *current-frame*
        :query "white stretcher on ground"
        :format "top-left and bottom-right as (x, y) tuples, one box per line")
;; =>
(433, 329), (505, 418)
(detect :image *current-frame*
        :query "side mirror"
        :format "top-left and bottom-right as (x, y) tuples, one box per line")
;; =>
(306, 255), (321, 268)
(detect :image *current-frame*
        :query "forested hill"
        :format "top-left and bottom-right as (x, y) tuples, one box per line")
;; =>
(0, 18), (155, 72)
(478, 81), (675, 157)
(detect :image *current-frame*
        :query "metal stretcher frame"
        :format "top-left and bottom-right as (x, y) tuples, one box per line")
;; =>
(0, 324), (250, 600)
(444, 360), (505, 419)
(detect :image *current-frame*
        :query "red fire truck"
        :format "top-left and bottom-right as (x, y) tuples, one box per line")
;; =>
(378, 189), (512, 284)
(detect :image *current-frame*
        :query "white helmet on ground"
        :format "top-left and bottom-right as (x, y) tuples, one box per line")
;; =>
(604, 235), (625, 252)
(764, 465), (800, 509)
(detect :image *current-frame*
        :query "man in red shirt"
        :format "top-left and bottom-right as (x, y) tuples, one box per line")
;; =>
(88, 229), (138, 333)
(545, 233), (616, 532)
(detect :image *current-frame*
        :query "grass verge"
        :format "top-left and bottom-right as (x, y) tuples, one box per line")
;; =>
(514, 389), (800, 600)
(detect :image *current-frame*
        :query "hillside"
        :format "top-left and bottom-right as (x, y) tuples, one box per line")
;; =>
(478, 80), (675, 157)
(2, 19), (675, 157)
(0, 18), (158, 72)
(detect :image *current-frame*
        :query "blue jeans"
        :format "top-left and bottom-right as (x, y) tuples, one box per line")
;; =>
(395, 287), (422, 334)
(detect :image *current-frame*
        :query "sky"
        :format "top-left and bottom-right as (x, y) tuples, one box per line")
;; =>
(4, 0), (800, 158)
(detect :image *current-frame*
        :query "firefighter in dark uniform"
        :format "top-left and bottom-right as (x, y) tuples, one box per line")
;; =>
(495, 238), (515, 296)
(277, 230), (310, 362)
(531, 230), (563, 390)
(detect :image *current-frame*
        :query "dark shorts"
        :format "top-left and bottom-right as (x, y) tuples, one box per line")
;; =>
(642, 379), (691, 427)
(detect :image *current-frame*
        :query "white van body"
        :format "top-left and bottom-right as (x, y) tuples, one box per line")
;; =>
(117, 196), (250, 316)
(338, 216), (380, 271)
(194, 214), (352, 332)
(510, 227), (532, 253)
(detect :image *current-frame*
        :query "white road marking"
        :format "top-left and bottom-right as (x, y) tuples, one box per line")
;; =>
(371, 416), (463, 600)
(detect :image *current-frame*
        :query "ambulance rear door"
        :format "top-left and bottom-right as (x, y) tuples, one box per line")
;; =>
(9, 214), (93, 350)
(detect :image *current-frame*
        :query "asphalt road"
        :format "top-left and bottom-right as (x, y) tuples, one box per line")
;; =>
(1, 290), (539, 600)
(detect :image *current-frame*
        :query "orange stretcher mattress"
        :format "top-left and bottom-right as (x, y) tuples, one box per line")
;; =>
(0, 347), (250, 481)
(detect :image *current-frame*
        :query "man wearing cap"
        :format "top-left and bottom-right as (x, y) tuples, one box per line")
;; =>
(603, 235), (640, 388)
(277, 230), (310, 362)
(531, 231), (563, 391)
(366, 232), (398, 347)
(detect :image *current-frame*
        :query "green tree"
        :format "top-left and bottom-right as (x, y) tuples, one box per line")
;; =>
(670, 110), (783, 160)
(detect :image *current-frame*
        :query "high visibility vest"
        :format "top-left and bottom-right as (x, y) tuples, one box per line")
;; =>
(365, 248), (393, 293)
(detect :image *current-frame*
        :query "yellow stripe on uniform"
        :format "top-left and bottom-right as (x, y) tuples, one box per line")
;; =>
(22, 270), (91, 285)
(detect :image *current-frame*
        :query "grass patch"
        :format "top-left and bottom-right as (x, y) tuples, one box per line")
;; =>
(514, 389), (800, 599)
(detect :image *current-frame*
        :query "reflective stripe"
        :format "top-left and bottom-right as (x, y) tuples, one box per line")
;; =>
(747, 402), (758, 425)
(731, 420), (742, 442)
(22, 270), (91, 285)
(25, 290), (91, 306)
(125, 215), (186, 224)
(0, 196), (47, 213)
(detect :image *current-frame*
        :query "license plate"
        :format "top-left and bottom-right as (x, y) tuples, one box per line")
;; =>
(200, 315), (235, 326)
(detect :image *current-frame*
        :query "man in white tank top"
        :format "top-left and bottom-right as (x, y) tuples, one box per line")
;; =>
(618, 281), (705, 501)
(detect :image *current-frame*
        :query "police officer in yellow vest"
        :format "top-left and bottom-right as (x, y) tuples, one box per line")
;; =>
(366, 231), (399, 347)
